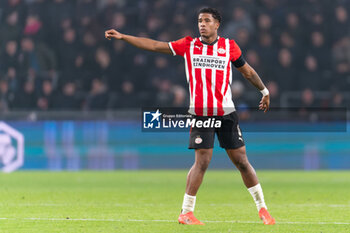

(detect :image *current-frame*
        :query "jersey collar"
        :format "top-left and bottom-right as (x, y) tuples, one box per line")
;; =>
(199, 36), (219, 45)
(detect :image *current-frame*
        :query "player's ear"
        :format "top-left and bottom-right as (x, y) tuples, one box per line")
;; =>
(215, 21), (220, 30)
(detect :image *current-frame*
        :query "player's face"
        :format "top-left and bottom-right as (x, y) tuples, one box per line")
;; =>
(198, 13), (219, 38)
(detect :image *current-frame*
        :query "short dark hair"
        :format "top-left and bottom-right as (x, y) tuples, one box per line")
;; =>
(198, 7), (222, 23)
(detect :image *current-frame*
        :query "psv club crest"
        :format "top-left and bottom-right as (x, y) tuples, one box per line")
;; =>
(218, 47), (226, 54)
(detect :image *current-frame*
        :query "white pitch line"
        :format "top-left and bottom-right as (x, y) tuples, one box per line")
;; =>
(0, 217), (349, 225)
(204, 220), (350, 225)
(208, 203), (350, 207)
(1, 203), (350, 207)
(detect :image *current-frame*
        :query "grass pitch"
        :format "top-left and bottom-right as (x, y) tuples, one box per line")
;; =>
(0, 171), (350, 233)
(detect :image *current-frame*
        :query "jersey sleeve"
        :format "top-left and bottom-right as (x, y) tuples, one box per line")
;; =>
(230, 40), (242, 62)
(168, 36), (191, 57)
(230, 39), (246, 68)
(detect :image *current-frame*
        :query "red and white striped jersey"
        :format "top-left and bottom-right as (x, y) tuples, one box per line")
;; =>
(168, 36), (243, 116)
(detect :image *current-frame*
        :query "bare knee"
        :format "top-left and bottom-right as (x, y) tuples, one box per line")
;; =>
(227, 148), (251, 172)
(194, 149), (212, 172)
(195, 159), (210, 172)
(234, 157), (250, 172)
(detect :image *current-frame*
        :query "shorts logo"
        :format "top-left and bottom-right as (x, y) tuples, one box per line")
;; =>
(218, 48), (226, 54)
(237, 125), (243, 142)
(195, 136), (202, 144)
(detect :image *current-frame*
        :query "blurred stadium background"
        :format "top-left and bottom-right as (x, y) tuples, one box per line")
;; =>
(0, 0), (349, 171)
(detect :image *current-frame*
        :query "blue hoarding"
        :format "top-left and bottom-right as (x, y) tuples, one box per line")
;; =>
(1, 121), (349, 171)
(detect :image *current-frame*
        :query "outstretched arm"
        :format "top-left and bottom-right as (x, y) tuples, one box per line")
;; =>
(105, 29), (172, 55)
(237, 63), (270, 112)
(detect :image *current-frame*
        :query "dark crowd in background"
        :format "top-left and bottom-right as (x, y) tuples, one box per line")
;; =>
(0, 0), (349, 112)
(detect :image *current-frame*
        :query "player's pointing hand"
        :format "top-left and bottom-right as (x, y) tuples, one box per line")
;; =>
(259, 94), (270, 113)
(105, 29), (123, 40)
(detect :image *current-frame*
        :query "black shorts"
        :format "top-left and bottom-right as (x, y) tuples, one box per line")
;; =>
(188, 111), (245, 149)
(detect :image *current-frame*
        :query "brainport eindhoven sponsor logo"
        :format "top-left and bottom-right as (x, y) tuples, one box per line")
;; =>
(142, 108), (222, 132)
(0, 122), (24, 173)
(192, 55), (227, 70)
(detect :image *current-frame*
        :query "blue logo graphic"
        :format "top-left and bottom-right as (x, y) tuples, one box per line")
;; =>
(143, 109), (162, 129)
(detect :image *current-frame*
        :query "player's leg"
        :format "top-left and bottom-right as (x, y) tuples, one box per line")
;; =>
(217, 112), (275, 225)
(226, 147), (275, 225)
(179, 148), (212, 225)
(185, 148), (213, 196)
(179, 122), (215, 225)
(226, 146), (258, 188)
(226, 146), (265, 212)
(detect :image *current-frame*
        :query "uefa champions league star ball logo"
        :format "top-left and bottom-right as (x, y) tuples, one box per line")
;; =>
(0, 122), (24, 173)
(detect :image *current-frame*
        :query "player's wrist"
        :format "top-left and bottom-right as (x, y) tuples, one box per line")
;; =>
(260, 87), (269, 97)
